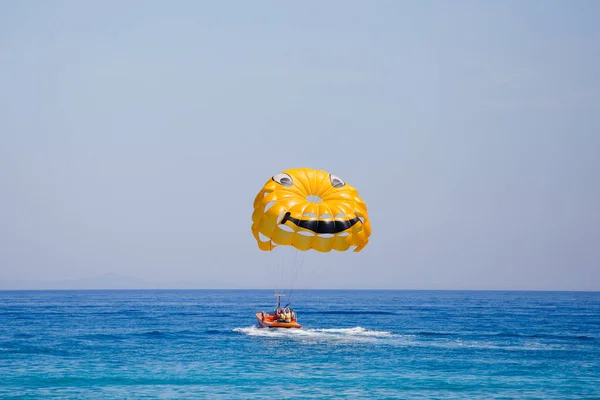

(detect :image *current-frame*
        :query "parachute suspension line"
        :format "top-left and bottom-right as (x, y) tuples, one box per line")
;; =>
(279, 246), (287, 296)
(280, 247), (287, 296)
(268, 245), (284, 298)
(268, 246), (275, 296)
(275, 245), (284, 297)
(286, 246), (305, 306)
(284, 246), (295, 298)
(286, 247), (298, 303)
(270, 245), (293, 299)
(273, 246), (279, 297)
(265, 245), (305, 306)
(274, 246), (278, 295)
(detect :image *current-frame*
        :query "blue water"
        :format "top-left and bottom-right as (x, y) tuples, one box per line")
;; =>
(1, 290), (599, 399)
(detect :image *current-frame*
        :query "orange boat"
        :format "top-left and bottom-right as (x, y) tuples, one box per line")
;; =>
(256, 294), (302, 329)
(256, 312), (301, 329)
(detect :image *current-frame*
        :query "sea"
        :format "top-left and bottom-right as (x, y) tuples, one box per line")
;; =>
(1, 290), (599, 399)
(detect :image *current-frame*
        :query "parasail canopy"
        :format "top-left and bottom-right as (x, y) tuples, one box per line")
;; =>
(251, 168), (370, 252)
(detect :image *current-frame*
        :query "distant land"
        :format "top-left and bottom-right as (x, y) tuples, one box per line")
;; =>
(1, 274), (597, 291)
(0, 273), (235, 290)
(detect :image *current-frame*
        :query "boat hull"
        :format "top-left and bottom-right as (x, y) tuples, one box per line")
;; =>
(256, 312), (301, 329)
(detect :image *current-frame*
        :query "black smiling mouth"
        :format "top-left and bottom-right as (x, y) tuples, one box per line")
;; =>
(280, 212), (361, 234)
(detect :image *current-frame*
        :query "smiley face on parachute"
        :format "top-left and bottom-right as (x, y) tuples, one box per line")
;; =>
(251, 168), (371, 252)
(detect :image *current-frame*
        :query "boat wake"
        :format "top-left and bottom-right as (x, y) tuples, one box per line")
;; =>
(233, 326), (393, 344)
(233, 326), (569, 351)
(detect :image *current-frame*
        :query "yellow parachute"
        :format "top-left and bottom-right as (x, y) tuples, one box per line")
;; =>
(251, 168), (371, 252)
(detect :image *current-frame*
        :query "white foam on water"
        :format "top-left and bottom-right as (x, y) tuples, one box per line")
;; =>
(313, 327), (392, 337)
(233, 326), (563, 351)
(233, 326), (396, 344)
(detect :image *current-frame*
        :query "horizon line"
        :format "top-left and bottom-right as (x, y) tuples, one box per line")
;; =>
(1, 288), (598, 293)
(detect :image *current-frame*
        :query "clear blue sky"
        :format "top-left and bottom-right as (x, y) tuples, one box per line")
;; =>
(1, 1), (599, 290)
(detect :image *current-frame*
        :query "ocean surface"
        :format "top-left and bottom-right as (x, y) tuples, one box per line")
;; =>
(1, 290), (599, 399)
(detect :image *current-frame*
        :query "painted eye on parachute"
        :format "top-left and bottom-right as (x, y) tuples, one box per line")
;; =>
(272, 173), (293, 187)
(330, 174), (345, 188)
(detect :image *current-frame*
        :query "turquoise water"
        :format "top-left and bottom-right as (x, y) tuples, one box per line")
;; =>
(1, 290), (599, 399)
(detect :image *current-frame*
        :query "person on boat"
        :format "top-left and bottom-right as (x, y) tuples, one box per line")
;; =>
(284, 308), (291, 323)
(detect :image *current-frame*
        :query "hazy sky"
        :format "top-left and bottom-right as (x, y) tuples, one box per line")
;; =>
(1, 1), (599, 290)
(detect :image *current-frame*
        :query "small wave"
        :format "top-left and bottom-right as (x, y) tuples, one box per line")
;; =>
(418, 340), (569, 352)
(416, 331), (457, 337)
(133, 329), (210, 339)
(0, 345), (71, 357)
(492, 332), (595, 341)
(413, 331), (595, 342)
(79, 333), (124, 341)
(14, 333), (36, 339)
(137, 330), (168, 338)
(301, 310), (397, 316)
(204, 329), (236, 336)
